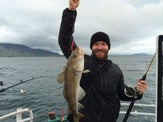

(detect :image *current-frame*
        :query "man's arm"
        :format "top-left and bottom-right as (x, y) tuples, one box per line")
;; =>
(58, 0), (80, 58)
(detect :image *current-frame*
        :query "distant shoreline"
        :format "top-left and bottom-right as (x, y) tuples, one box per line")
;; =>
(0, 43), (62, 57)
(0, 43), (152, 57)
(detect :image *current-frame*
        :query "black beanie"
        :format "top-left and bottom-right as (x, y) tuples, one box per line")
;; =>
(90, 32), (111, 49)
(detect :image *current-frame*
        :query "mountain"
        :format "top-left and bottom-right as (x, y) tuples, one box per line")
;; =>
(130, 53), (151, 56)
(0, 43), (61, 57)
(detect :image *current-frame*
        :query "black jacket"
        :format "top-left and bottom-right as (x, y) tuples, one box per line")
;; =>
(58, 8), (142, 122)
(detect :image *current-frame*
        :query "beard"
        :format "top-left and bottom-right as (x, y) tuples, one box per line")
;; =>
(92, 49), (108, 60)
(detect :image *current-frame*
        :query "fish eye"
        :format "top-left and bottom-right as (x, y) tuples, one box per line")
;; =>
(72, 54), (77, 58)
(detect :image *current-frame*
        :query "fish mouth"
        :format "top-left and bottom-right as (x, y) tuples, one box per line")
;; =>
(79, 50), (84, 55)
(78, 48), (84, 56)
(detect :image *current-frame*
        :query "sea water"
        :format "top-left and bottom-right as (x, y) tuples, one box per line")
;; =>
(0, 56), (156, 122)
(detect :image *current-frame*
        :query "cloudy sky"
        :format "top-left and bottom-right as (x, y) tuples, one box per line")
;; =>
(0, 0), (162, 54)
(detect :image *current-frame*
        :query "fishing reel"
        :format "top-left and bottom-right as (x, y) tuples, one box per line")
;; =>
(124, 85), (136, 98)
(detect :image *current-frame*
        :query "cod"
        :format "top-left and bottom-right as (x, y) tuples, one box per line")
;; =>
(57, 47), (89, 122)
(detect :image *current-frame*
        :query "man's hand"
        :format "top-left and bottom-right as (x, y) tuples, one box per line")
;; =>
(69, 0), (80, 11)
(136, 80), (147, 95)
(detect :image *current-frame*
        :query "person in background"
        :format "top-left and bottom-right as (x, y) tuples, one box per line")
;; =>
(58, 0), (147, 121)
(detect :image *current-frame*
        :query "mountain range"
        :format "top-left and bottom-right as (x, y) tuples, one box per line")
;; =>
(0, 43), (61, 57)
(0, 43), (151, 57)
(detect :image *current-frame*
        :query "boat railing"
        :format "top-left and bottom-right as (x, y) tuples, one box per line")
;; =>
(120, 102), (155, 116)
(0, 103), (155, 122)
(0, 108), (33, 122)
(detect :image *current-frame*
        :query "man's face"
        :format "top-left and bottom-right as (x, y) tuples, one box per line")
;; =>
(91, 41), (109, 60)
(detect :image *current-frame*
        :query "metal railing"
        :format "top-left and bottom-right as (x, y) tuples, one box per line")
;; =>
(0, 103), (155, 122)
(120, 102), (155, 116)
(0, 108), (33, 122)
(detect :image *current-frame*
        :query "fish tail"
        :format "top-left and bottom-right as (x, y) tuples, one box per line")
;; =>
(73, 112), (84, 122)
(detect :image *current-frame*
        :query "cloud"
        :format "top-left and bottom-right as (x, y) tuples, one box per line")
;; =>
(0, 0), (162, 54)
(75, 0), (163, 54)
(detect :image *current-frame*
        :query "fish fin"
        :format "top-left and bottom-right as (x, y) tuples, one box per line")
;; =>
(57, 71), (65, 84)
(78, 87), (85, 101)
(78, 102), (84, 110)
(73, 112), (84, 122)
(63, 89), (66, 100)
(82, 69), (91, 73)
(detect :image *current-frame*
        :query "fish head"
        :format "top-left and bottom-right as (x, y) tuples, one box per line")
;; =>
(67, 47), (84, 72)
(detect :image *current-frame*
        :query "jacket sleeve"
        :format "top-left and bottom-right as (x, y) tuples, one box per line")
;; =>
(58, 8), (78, 59)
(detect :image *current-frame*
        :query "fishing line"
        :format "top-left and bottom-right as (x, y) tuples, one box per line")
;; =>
(123, 52), (156, 122)
(0, 75), (49, 93)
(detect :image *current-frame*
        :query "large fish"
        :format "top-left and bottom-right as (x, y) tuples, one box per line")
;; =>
(57, 47), (88, 122)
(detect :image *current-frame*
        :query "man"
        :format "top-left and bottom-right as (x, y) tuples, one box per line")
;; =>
(58, 0), (147, 122)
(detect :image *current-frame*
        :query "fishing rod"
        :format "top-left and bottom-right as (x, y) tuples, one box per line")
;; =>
(123, 52), (156, 122)
(0, 75), (48, 93)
